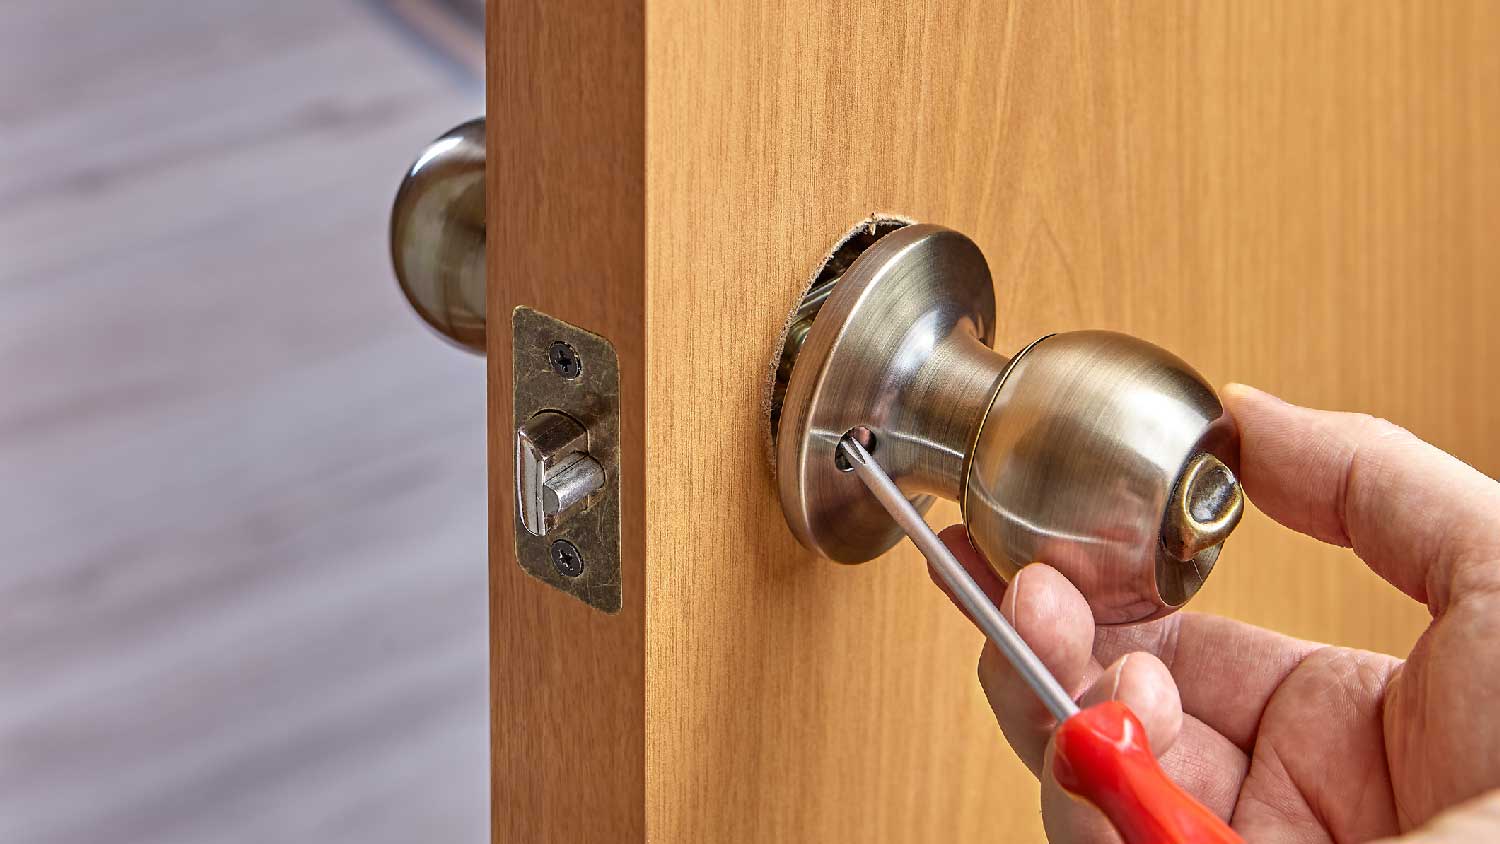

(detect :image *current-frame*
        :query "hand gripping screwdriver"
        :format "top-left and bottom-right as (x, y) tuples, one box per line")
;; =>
(837, 434), (1242, 844)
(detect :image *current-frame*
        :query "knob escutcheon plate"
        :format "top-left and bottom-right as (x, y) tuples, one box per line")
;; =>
(774, 224), (1005, 563)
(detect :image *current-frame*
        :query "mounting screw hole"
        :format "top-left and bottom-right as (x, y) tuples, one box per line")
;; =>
(834, 426), (878, 472)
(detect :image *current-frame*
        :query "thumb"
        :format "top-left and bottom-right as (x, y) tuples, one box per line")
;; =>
(1223, 383), (1500, 614)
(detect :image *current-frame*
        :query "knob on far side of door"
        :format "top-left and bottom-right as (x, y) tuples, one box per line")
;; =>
(389, 117), (487, 353)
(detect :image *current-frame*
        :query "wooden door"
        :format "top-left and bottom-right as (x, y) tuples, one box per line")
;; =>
(487, 2), (1500, 840)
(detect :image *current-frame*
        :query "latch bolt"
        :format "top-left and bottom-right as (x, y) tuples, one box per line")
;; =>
(516, 411), (605, 536)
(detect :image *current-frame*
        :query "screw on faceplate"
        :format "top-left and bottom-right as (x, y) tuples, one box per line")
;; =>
(547, 341), (582, 379)
(550, 539), (585, 578)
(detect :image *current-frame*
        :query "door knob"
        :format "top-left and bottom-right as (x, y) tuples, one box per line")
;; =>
(771, 223), (1242, 624)
(389, 117), (486, 353)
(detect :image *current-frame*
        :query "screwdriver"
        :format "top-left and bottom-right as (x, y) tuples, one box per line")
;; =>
(836, 434), (1243, 844)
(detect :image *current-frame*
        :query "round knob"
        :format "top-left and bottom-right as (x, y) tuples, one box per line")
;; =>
(389, 117), (486, 353)
(964, 331), (1241, 623)
(772, 223), (1243, 624)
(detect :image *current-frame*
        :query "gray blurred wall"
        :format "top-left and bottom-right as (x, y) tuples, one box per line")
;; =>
(0, 3), (489, 841)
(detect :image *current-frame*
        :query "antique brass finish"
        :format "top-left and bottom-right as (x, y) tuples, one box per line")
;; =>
(390, 117), (486, 353)
(513, 307), (622, 613)
(773, 223), (1241, 623)
(1162, 453), (1244, 564)
(391, 124), (622, 609)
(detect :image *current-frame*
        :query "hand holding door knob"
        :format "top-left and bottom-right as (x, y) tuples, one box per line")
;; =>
(962, 329), (1242, 623)
(772, 223), (1242, 624)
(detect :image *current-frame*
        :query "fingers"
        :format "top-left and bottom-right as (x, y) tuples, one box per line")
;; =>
(1224, 383), (1500, 613)
(930, 525), (1008, 626)
(1036, 653), (1248, 842)
(1077, 652), (1182, 754)
(975, 564), (1100, 774)
(939, 527), (1267, 782)
(938, 528), (1096, 773)
(934, 531), (1252, 839)
(1070, 653), (1248, 816)
(1090, 612), (1320, 751)
(940, 521), (1318, 752)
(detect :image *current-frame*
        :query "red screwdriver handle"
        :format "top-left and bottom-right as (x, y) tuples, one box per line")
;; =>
(1053, 701), (1243, 844)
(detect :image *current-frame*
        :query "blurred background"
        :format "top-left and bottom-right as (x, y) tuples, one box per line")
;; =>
(0, 2), (489, 841)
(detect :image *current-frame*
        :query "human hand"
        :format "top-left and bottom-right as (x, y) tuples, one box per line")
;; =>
(938, 384), (1500, 842)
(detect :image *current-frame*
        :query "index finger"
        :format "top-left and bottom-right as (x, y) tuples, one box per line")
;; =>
(1224, 383), (1500, 614)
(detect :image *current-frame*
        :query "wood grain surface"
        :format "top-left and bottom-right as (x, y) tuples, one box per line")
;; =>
(487, 1), (647, 841)
(637, 1), (1500, 841)
(0, 2), (488, 843)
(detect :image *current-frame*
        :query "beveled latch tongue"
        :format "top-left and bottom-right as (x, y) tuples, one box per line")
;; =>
(516, 411), (605, 537)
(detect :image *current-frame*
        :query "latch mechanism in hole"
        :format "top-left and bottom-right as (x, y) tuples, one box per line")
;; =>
(512, 307), (622, 613)
(516, 412), (605, 536)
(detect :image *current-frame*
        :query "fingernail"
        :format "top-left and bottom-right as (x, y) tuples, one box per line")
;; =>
(1223, 382), (1285, 405)
(1109, 654), (1130, 701)
(1003, 567), (1024, 626)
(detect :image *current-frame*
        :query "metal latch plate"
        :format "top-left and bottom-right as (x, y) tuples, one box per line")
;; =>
(512, 306), (621, 612)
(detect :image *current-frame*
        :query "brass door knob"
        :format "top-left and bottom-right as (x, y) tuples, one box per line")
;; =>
(771, 223), (1242, 624)
(389, 117), (486, 353)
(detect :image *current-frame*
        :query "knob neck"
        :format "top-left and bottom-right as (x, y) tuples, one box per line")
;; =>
(894, 330), (1008, 500)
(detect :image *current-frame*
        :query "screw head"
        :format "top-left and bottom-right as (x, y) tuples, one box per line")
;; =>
(833, 426), (877, 473)
(547, 341), (582, 378)
(550, 539), (585, 578)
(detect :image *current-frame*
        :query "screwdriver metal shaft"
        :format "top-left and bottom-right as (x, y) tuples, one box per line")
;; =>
(837, 435), (1079, 722)
(839, 434), (1243, 844)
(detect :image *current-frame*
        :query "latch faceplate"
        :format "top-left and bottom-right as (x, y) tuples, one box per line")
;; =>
(512, 307), (621, 613)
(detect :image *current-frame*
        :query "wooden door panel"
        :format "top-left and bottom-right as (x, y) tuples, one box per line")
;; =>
(492, 2), (1500, 840)
(489, 2), (645, 841)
